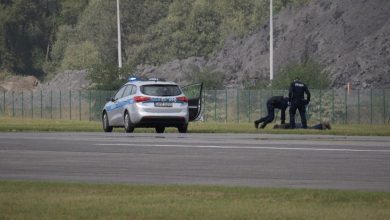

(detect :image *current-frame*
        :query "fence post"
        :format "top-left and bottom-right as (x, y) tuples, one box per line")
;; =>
(331, 89), (335, 123)
(60, 90), (62, 120)
(2, 91), (5, 116)
(225, 89), (228, 123)
(50, 90), (53, 119)
(357, 89), (360, 124)
(12, 91), (14, 117)
(236, 89), (240, 123)
(344, 89), (347, 124)
(214, 90), (217, 121)
(203, 91), (207, 122)
(319, 89), (322, 122)
(89, 90), (91, 121)
(383, 89), (386, 124)
(40, 90), (43, 119)
(21, 91), (24, 118)
(370, 88), (373, 124)
(259, 90), (262, 119)
(79, 90), (82, 121)
(248, 90), (251, 123)
(31, 91), (33, 118)
(69, 90), (72, 120)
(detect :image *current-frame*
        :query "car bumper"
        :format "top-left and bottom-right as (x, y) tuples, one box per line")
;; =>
(130, 103), (189, 127)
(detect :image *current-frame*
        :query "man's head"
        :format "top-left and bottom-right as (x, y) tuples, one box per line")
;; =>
(293, 77), (300, 82)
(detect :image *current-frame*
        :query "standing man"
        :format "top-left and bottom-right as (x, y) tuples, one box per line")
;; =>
(254, 96), (289, 129)
(288, 77), (311, 128)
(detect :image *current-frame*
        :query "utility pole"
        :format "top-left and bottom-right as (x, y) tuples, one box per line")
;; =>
(269, 0), (274, 81)
(117, 0), (122, 68)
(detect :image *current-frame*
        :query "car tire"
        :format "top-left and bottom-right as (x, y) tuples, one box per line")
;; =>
(178, 125), (188, 133)
(102, 112), (113, 132)
(155, 126), (165, 133)
(124, 112), (135, 133)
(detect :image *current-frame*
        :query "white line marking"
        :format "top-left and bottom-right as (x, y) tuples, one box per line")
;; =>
(95, 143), (390, 153)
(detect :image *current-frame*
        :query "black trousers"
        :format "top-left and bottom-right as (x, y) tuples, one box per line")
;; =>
(255, 103), (275, 127)
(289, 103), (307, 128)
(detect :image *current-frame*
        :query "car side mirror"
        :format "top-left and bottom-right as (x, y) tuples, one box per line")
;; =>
(106, 97), (116, 102)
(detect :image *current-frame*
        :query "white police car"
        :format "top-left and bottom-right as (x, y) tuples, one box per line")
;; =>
(102, 77), (202, 133)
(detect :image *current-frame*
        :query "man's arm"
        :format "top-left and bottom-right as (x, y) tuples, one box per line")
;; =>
(288, 83), (293, 102)
(305, 86), (311, 103)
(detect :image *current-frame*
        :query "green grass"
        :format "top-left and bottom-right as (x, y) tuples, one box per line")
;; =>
(1, 117), (390, 136)
(0, 180), (389, 220)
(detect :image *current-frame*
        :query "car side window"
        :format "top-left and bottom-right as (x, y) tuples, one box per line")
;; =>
(131, 85), (137, 95)
(114, 86), (127, 100)
(122, 85), (133, 98)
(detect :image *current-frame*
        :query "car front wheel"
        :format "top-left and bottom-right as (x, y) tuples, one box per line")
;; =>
(102, 112), (113, 132)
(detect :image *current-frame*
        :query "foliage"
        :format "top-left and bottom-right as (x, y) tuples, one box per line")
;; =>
(184, 65), (224, 89)
(272, 60), (330, 90)
(87, 63), (131, 90)
(0, 0), (311, 79)
(61, 41), (100, 71)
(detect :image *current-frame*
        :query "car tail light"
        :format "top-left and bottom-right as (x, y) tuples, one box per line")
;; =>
(134, 96), (151, 103)
(177, 96), (188, 103)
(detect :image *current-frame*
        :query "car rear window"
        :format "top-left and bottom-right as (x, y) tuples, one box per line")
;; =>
(141, 85), (181, 96)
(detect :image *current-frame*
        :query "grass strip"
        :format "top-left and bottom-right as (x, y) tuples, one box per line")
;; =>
(1, 180), (389, 220)
(0, 117), (390, 136)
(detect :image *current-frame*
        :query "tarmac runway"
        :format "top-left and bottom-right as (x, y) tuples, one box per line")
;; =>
(0, 132), (389, 191)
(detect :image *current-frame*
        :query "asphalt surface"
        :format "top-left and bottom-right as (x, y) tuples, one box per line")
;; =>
(0, 132), (389, 191)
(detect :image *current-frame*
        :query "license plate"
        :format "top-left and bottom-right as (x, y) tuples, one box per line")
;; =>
(154, 102), (172, 107)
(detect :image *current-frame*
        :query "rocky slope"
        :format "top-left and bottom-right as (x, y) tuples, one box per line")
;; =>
(136, 0), (390, 89)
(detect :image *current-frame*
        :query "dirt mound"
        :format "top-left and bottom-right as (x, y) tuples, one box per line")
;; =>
(137, 0), (390, 89)
(0, 76), (40, 91)
(35, 70), (89, 91)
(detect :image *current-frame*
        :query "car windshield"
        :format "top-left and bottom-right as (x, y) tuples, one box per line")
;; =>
(141, 84), (181, 96)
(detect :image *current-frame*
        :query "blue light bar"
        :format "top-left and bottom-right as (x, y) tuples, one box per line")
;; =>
(128, 76), (139, 82)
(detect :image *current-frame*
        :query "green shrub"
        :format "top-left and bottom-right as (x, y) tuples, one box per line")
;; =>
(61, 41), (100, 71)
(87, 63), (131, 90)
(184, 65), (224, 90)
(272, 60), (330, 90)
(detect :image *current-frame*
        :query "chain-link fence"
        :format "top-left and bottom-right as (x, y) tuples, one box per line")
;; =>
(0, 89), (389, 124)
(201, 89), (390, 124)
(0, 90), (113, 121)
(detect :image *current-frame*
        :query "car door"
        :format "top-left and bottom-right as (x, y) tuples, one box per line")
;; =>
(109, 85), (127, 126)
(181, 83), (203, 122)
(116, 85), (135, 126)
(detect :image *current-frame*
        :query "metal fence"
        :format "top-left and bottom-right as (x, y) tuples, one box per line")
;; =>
(0, 89), (389, 124)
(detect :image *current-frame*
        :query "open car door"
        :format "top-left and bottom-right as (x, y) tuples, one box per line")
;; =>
(181, 83), (203, 122)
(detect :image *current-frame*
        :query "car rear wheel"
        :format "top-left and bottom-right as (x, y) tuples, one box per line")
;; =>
(102, 112), (113, 132)
(155, 126), (165, 133)
(178, 125), (188, 133)
(124, 112), (135, 133)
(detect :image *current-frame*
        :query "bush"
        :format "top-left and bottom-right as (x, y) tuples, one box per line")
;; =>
(87, 63), (131, 90)
(272, 60), (330, 90)
(184, 65), (224, 89)
(61, 41), (100, 71)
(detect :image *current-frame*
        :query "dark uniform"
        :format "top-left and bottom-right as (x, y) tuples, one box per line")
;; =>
(273, 122), (331, 130)
(288, 79), (311, 128)
(254, 96), (289, 129)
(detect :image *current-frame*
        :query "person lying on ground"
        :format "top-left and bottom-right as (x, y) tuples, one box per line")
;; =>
(273, 122), (331, 130)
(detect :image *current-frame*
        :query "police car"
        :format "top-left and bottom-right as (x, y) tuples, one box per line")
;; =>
(102, 77), (203, 133)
